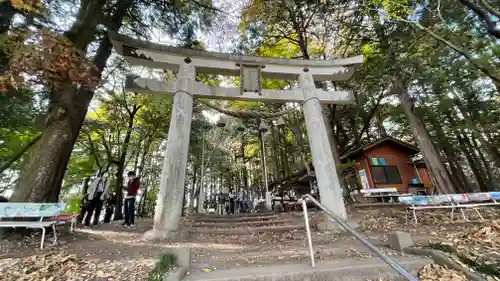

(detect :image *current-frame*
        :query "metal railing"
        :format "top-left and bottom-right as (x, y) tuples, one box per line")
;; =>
(301, 194), (419, 281)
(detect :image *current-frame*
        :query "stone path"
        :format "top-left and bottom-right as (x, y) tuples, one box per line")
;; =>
(183, 212), (429, 281)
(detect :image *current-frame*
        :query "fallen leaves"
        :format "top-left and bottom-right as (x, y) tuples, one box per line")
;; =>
(430, 220), (500, 276)
(418, 264), (468, 281)
(0, 250), (158, 281)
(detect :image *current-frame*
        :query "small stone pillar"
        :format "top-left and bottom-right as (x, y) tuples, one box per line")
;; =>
(145, 62), (195, 240)
(387, 231), (414, 251)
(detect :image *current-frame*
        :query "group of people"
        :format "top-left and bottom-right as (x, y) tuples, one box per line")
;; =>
(78, 170), (140, 228)
(220, 189), (250, 214)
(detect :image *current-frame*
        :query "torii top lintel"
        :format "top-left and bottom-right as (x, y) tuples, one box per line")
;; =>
(109, 32), (363, 81)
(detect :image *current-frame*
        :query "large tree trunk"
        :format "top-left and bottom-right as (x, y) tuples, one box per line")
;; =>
(431, 119), (470, 192)
(453, 101), (500, 170)
(471, 137), (497, 190)
(240, 133), (249, 188)
(395, 78), (455, 194)
(456, 132), (489, 192)
(11, 0), (133, 203)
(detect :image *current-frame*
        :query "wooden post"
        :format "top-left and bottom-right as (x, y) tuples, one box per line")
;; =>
(145, 62), (194, 240)
(299, 72), (347, 221)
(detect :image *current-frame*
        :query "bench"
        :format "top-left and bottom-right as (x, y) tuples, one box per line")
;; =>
(360, 188), (410, 203)
(399, 192), (500, 224)
(0, 203), (66, 249)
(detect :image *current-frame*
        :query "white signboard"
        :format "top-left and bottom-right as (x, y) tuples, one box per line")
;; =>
(358, 169), (370, 190)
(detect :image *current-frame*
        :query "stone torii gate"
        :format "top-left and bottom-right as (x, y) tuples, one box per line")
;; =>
(109, 32), (363, 240)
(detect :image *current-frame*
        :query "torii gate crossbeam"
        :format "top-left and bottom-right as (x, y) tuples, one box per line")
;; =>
(109, 32), (363, 240)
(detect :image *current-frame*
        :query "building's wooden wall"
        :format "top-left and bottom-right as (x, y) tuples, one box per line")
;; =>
(353, 143), (424, 193)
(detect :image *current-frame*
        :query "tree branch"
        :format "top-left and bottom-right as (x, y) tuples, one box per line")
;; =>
(0, 134), (42, 174)
(479, 0), (500, 19)
(85, 132), (102, 169)
(400, 19), (500, 85)
(459, 0), (500, 39)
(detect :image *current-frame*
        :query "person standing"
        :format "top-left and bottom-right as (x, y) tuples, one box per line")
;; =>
(92, 174), (109, 225)
(85, 172), (106, 227)
(237, 189), (248, 213)
(228, 190), (235, 215)
(103, 191), (118, 223)
(123, 171), (140, 227)
(78, 193), (91, 224)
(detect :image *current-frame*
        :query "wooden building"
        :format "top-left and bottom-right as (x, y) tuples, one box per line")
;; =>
(269, 137), (432, 197)
(341, 137), (431, 194)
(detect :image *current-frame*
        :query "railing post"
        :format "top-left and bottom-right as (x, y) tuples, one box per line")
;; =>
(302, 194), (419, 281)
(302, 199), (316, 267)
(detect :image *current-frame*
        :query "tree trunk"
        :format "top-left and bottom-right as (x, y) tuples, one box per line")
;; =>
(11, 0), (133, 203)
(453, 100), (500, 170)
(269, 128), (280, 181)
(240, 134), (249, 189)
(187, 160), (199, 214)
(395, 78), (455, 194)
(278, 127), (289, 178)
(471, 137), (497, 190)
(113, 106), (139, 220)
(133, 139), (142, 173)
(456, 132), (489, 192)
(431, 119), (470, 192)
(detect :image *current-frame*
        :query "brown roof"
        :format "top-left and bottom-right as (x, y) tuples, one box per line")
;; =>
(341, 136), (420, 160)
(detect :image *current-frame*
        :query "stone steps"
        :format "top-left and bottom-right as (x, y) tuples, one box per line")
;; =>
(191, 219), (292, 228)
(184, 255), (430, 281)
(190, 242), (392, 271)
(194, 215), (279, 223)
(188, 224), (305, 235)
(196, 212), (275, 219)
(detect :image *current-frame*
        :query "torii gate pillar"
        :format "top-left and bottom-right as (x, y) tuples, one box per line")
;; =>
(299, 73), (347, 221)
(144, 62), (195, 240)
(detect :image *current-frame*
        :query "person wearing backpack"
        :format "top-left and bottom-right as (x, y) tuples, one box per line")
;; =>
(84, 172), (108, 227)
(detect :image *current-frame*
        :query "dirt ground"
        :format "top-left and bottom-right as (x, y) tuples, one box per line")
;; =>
(0, 207), (499, 281)
(0, 219), (170, 281)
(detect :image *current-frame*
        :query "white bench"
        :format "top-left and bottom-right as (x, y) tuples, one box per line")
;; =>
(0, 203), (66, 249)
(360, 188), (398, 196)
(360, 188), (401, 202)
(399, 192), (500, 224)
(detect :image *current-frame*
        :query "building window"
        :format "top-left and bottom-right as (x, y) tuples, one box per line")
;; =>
(371, 166), (402, 184)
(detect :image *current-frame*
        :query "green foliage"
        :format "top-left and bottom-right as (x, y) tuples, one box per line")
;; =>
(147, 252), (178, 281)
(63, 195), (82, 214)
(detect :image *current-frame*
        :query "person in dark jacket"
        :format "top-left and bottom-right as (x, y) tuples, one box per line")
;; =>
(78, 193), (91, 224)
(103, 192), (118, 223)
(123, 171), (140, 227)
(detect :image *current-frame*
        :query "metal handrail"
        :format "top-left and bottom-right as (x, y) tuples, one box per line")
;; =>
(301, 194), (419, 281)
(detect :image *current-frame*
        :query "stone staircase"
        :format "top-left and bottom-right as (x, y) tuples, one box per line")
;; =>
(182, 212), (430, 281)
(188, 212), (304, 236)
